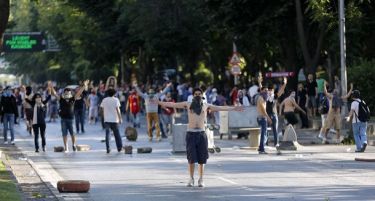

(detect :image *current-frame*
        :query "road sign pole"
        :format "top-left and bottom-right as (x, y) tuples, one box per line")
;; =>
(234, 75), (239, 85)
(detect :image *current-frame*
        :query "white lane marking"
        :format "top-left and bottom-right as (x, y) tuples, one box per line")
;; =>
(217, 176), (238, 185)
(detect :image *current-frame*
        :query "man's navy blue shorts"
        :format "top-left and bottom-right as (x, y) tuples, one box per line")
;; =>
(186, 131), (209, 164)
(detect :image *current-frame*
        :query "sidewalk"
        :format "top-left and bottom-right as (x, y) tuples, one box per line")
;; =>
(0, 142), (59, 201)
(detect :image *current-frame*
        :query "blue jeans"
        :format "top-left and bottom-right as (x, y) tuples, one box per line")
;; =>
(61, 118), (74, 136)
(270, 114), (278, 146)
(352, 122), (367, 151)
(105, 122), (123, 150)
(264, 114), (278, 146)
(257, 117), (267, 152)
(3, 113), (15, 142)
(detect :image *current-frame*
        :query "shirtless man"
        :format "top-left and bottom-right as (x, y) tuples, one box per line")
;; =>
(158, 88), (243, 187)
(256, 86), (272, 154)
(321, 82), (352, 144)
(279, 91), (306, 127)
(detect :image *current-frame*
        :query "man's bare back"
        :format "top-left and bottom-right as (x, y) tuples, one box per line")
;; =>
(283, 98), (297, 113)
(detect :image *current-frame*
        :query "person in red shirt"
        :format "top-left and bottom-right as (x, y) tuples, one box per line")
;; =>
(229, 86), (238, 105)
(126, 88), (141, 128)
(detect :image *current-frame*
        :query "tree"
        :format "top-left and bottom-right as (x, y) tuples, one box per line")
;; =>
(0, 0), (10, 50)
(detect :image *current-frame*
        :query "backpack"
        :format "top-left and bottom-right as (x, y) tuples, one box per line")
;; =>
(251, 94), (260, 105)
(355, 100), (370, 122)
(319, 96), (329, 114)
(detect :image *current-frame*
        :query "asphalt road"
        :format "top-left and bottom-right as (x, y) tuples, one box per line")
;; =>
(11, 116), (375, 201)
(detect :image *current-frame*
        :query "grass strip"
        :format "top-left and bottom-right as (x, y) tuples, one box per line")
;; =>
(0, 161), (22, 201)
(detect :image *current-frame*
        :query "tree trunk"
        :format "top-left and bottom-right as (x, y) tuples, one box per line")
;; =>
(0, 0), (10, 50)
(295, 0), (325, 75)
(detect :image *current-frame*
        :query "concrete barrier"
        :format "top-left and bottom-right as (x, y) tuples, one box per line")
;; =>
(171, 124), (187, 153)
(219, 107), (258, 139)
(248, 128), (260, 148)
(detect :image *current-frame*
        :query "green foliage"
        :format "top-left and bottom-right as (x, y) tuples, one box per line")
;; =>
(348, 59), (375, 115)
(2, 0), (375, 89)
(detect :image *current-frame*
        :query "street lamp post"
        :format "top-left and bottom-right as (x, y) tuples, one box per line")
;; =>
(339, 0), (348, 114)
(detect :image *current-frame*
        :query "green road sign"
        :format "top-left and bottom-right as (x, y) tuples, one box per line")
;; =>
(2, 32), (46, 52)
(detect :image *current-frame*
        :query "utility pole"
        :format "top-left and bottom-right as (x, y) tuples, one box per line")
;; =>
(339, 0), (348, 114)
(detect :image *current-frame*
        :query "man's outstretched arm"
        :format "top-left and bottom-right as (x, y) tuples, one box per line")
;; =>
(159, 101), (187, 109)
(208, 104), (244, 112)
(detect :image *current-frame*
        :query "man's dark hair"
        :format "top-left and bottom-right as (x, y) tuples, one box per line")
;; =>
(352, 90), (360, 99)
(64, 88), (72, 92)
(32, 93), (42, 101)
(107, 88), (116, 97)
(193, 88), (203, 94)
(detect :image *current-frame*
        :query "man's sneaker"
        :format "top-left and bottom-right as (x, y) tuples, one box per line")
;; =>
(317, 134), (323, 140)
(3, 141), (8, 145)
(198, 178), (205, 187)
(72, 145), (77, 152)
(360, 143), (367, 152)
(148, 137), (152, 142)
(106, 148), (111, 154)
(258, 151), (268, 154)
(156, 137), (161, 142)
(322, 138), (328, 144)
(186, 178), (194, 187)
(10, 141), (15, 145)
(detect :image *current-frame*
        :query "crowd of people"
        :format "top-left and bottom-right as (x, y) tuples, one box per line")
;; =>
(0, 72), (371, 187)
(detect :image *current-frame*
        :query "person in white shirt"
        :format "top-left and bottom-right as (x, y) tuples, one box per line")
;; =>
(100, 89), (123, 153)
(347, 90), (368, 152)
(248, 81), (259, 104)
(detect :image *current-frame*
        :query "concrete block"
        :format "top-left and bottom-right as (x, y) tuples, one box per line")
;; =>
(124, 145), (132, 154)
(137, 147), (152, 154)
(54, 146), (64, 152)
(283, 125), (298, 142)
(248, 128), (260, 148)
(76, 145), (90, 151)
(57, 180), (90, 193)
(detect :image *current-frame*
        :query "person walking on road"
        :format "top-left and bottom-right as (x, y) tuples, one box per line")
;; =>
(264, 78), (287, 147)
(1, 86), (18, 145)
(279, 90), (307, 128)
(134, 82), (172, 142)
(74, 90), (87, 134)
(126, 88), (141, 128)
(100, 88), (123, 153)
(88, 89), (99, 124)
(24, 86), (34, 135)
(306, 74), (318, 117)
(297, 83), (309, 129)
(320, 82), (353, 144)
(158, 88), (243, 187)
(52, 80), (88, 152)
(347, 90), (369, 152)
(256, 86), (273, 154)
(26, 90), (51, 152)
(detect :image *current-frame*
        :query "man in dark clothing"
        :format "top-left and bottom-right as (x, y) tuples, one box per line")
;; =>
(1, 86), (18, 145)
(297, 83), (309, 128)
(306, 74), (318, 117)
(74, 91), (87, 134)
(52, 80), (88, 152)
